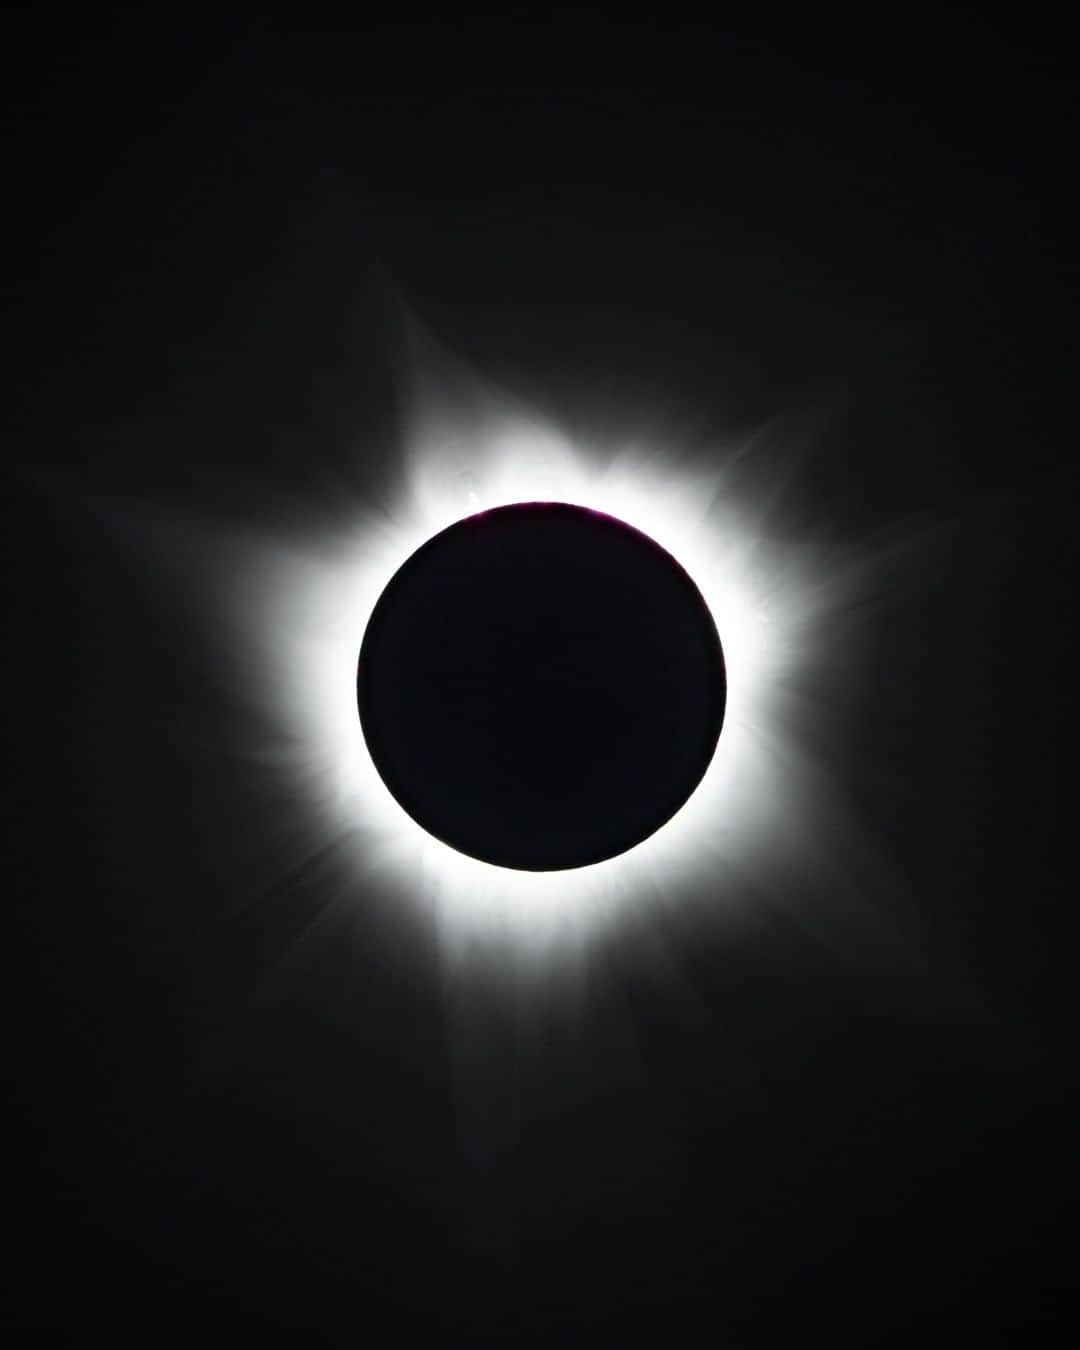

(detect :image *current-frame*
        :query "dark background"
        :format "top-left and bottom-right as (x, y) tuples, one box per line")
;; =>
(5, 16), (1074, 1345)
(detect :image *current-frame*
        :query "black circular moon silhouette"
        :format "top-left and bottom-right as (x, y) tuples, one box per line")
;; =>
(357, 502), (726, 871)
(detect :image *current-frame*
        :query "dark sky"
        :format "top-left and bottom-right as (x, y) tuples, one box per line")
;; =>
(5, 17), (1074, 1345)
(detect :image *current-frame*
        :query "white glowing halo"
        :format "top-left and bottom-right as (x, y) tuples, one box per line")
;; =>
(235, 407), (816, 951)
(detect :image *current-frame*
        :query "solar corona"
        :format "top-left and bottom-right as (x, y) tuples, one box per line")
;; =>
(218, 391), (821, 950)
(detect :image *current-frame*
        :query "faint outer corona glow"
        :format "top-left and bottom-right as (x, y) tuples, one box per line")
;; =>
(219, 359), (854, 956)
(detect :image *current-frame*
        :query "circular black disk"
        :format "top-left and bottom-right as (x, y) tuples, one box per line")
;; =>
(357, 502), (725, 871)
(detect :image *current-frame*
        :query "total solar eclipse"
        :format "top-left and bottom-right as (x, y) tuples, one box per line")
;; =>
(357, 502), (726, 871)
